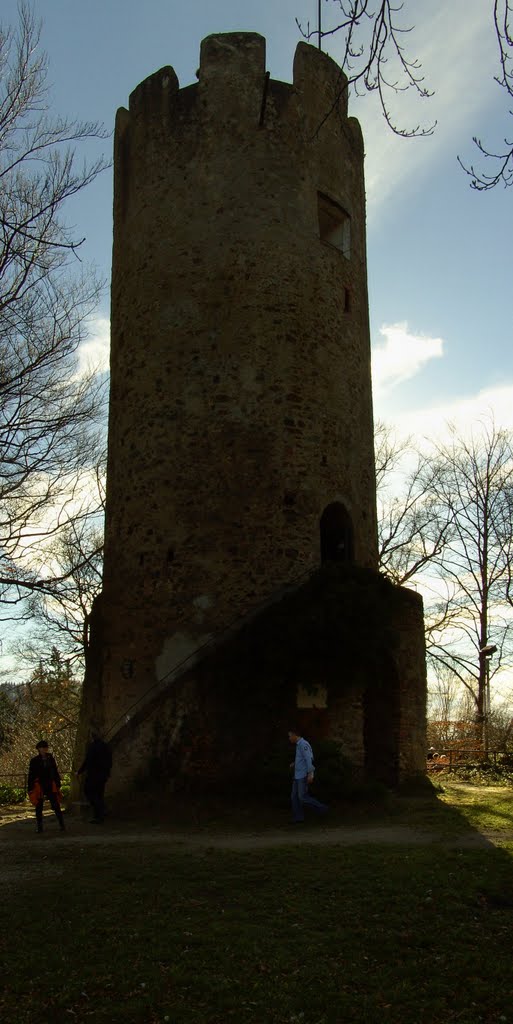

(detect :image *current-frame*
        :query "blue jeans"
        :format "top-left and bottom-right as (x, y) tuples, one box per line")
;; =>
(291, 777), (328, 822)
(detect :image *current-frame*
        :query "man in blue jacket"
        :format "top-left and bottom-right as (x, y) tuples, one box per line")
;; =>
(288, 729), (329, 823)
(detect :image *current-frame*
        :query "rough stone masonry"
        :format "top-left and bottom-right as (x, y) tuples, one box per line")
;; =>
(76, 33), (427, 794)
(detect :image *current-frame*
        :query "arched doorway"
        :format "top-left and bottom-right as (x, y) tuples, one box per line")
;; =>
(320, 502), (354, 564)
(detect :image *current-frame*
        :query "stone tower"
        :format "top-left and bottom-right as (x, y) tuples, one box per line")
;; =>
(80, 33), (426, 792)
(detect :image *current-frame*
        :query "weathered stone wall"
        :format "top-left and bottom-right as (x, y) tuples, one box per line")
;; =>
(329, 689), (366, 767)
(99, 33), (378, 738)
(393, 588), (428, 779)
(107, 679), (367, 796)
(77, 33), (427, 795)
(96, 567), (426, 796)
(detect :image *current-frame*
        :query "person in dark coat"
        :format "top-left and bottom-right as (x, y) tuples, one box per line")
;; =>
(27, 740), (65, 833)
(76, 732), (112, 823)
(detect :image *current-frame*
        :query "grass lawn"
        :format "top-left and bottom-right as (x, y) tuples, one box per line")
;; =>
(1, 782), (513, 1024)
(435, 780), (513, 834)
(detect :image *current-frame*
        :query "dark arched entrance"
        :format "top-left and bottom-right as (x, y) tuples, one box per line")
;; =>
(320, 502), (354, 564)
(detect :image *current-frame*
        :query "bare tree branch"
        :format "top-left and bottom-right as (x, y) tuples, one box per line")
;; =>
(296, 1), (513, 189)
(0, 3), (108, 620)
(297, 1), (436, 138)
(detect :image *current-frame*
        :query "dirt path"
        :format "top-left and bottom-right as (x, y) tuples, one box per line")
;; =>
(1, 805), (508, 850)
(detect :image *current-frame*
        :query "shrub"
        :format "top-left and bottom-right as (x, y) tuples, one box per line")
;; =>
(0, 783), (26, 804)
(242, 739), (360, 805)
(450, 759), (513, 785)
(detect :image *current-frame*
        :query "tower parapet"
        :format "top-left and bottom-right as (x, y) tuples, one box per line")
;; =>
(124, 32), (352, 125)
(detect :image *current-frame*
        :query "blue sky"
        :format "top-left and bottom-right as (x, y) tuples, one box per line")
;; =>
(1, 1), (512, 686)
(3, 0), (511, 442)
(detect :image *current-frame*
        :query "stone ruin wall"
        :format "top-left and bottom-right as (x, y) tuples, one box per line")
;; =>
(96, 583), (426, 793)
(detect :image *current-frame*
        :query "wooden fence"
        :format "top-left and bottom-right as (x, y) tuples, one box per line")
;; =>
(426, 749), (509, 771)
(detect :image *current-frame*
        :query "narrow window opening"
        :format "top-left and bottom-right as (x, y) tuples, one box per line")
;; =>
(318, 193), (351, 257)
(344, 287), (351, 313)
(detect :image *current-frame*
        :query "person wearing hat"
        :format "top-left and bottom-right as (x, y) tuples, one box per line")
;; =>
(27, 740), (65, 833)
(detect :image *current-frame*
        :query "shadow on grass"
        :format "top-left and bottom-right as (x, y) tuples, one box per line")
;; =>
(0, 775), (510, 842)
(1, 782), (513, 1023)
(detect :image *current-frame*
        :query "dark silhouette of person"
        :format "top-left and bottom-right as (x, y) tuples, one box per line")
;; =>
(76, 732), (112, 823)
(27, 740), (65, 833)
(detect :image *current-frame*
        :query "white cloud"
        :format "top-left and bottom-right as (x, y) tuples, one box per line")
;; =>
(389, 383), (513, 442)
(372, 321), (444, 396)
(371, 319), (513, 442)
(78, 317), (110, 376)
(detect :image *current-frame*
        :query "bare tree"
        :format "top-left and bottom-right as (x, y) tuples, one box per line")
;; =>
(374, 420), (450, 585)
(297, 1), (513, 188)
(427, 663), (480, 749)
(20, 499), (104, 670)
(375, 418), (513, 751)
(458, 1), (513, 189)
(0, 3), (108, 619)
(422, 418), (513, 742)
(428, 661), (513, 752)
(488, 703), (513, 750)
(297, 0), (435, 138)
(0, 649), (80, 777)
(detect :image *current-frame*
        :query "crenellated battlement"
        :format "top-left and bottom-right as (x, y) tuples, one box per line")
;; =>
(199, 31), (266, 87)
(118, 32), (354, 142)
(128, 65), (179, 119)
(293, 41), (348, 121)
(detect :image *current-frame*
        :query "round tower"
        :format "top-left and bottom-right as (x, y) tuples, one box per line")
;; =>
(100, 33), (378, 736)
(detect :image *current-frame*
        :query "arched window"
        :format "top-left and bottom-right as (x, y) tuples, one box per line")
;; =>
(320, 502), (354, 564)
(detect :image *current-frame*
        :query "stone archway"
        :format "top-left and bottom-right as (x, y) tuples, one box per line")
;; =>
(320, 502), (354, 564)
